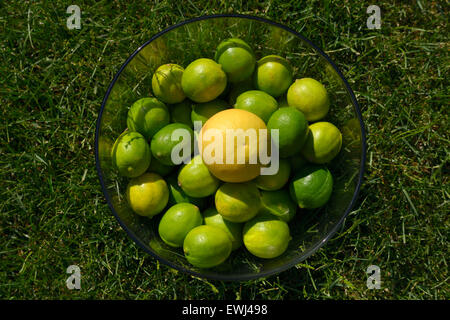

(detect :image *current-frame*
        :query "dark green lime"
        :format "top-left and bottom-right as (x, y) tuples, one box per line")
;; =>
(166, 174), (209, 210)
(260, 189), (297, 222)
(289, 164), (333, 209)
(127, 97), (170, 140)
(267, 107), (309, 158)
(150, 123), (194, 166)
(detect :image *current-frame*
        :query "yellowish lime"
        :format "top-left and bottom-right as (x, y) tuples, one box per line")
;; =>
(158, 203), (202, 248)
(287, 78), (330, 121)
(111, 131), (151, 178)
(183, 225), (232, 268)
(215, 182), (261, 223)
(181, 58), (227, 103)
(126, 172), (169, 217)
(243, 213), (291, 259)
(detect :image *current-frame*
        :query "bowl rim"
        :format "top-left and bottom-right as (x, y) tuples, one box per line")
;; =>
(95, 13), (367, 281)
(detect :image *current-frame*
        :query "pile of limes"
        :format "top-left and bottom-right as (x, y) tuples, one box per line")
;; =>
(110, 38), (342, 269)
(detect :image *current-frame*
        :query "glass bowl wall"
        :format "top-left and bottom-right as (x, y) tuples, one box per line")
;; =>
(95, 15), (366, 281)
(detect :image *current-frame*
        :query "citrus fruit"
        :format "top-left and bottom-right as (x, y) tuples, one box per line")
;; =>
(260, 189), (297, 222)
(227, 77), (254, 105)
(183, 225), (232, 268)
(234, 90), (278, 123)
(166, 174), (208, 210)
(198, 109), (270, 183)
(150, 123), (194, 166)
(289, 164), (333, 209)
(301, 122), (342, 164)
(254, 158), (291, 191)
(254, 55), (293, 98)
(170, 100), (193, 128)
(151, 63), (186, 104)
(178, 155), (221, 198)
(126, 172), (169, 217)
(214, 38), (256, 83)
(181, 58), (227, 103)
(203, 208), (243, 251)
(215, 182), (261, 223)
(267, 107), (309, 158)
(287, 78), (330, 121)
(127, 97), (170, 140)
(243, 213), (291, 259)
(191, 99), (228, 127)
(111, 131), (151, 178)
(158, 203), (202, 247)
(147, 157), (174, 177)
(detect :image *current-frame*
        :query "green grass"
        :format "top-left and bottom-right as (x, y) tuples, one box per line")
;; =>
(0, 0), (448, 299)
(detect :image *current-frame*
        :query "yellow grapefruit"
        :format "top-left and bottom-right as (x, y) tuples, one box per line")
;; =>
(198, 109), (270, 182)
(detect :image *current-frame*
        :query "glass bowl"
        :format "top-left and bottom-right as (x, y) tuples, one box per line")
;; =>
(95, 14), (366, 281)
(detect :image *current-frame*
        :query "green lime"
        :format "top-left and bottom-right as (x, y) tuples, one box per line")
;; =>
(126, 172), (169, 217)
(260, 189), (297, 222)
(215, 182), (261, 223)
(152, 63), (186, 104)
(254, 158), (291, 191)
(183, 225), (232, 268)
(178, 155), (220, 198)
(234, 90), (278, 123)
(166, 174), (208, 210)
(181, 58), (227, 103)
(243, 213), (291, 259)
(227, 77), (254, 105)
(215, 38), (256, 83)
(191, 99), (229, 127)
(170, 100), (193, 128)
(127, 97), (170, 140)
(301, 122), (342, 164)
(289, 164), (333, 209)
(254, 55), (293, 98)
(158, 203), (202, 248)
(287, 78), (330, 121)
(147, 157), (174, 177)
(150, 123), (194, 166)
(111, 131), (151, 178)
(203, 208), (243, 251)
(267, 107), (309, 158)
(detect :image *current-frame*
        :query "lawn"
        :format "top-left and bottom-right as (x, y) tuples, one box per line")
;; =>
(0, 0), (448, 299)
